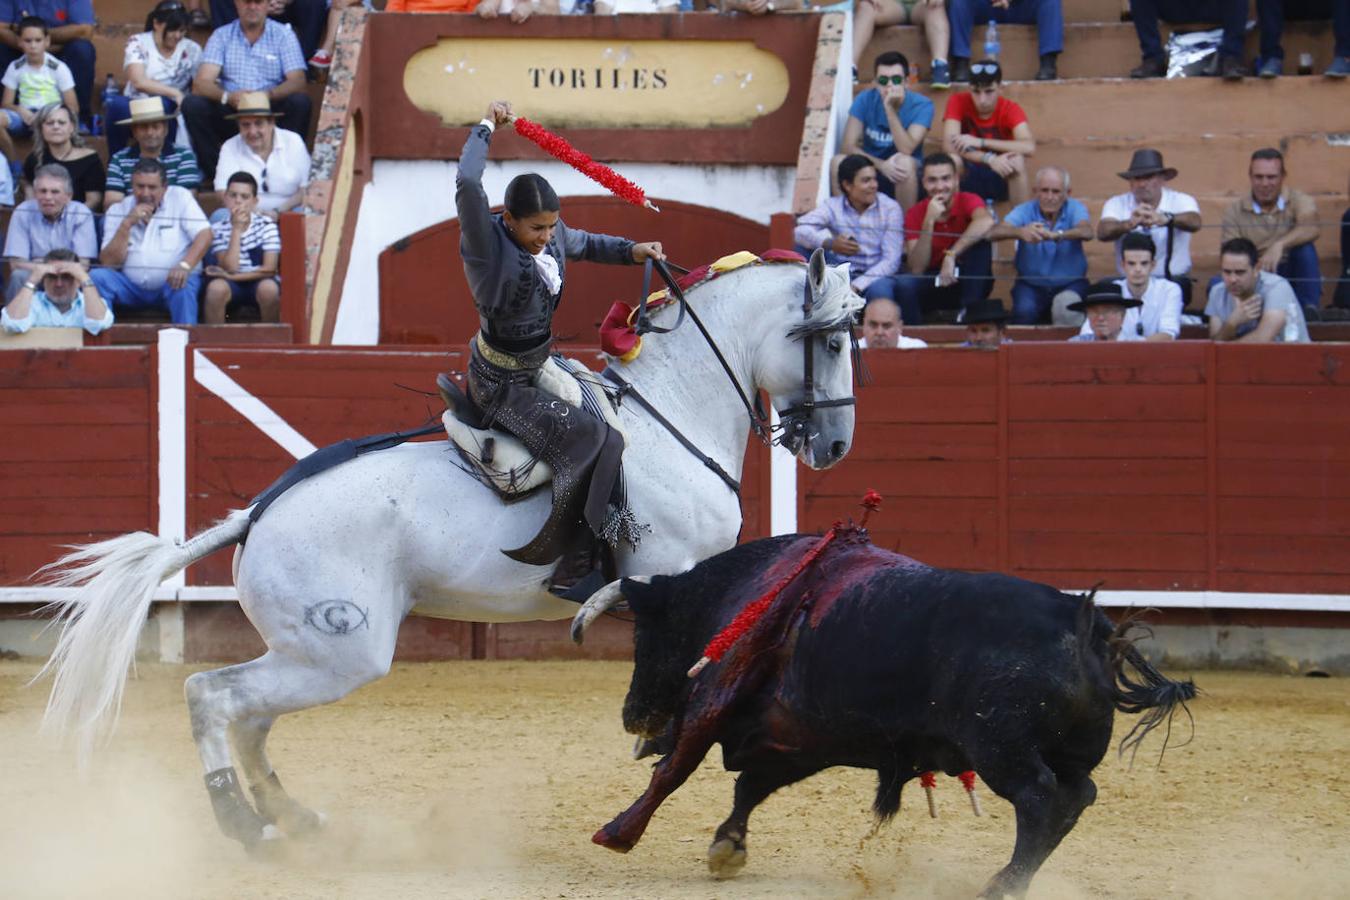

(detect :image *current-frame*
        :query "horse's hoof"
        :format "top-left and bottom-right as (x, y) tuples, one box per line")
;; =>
(243, 825), (287, 860)
(592, 825), (635, 853)
(282, 807), (328, 838)
(707, 837), (747, 879)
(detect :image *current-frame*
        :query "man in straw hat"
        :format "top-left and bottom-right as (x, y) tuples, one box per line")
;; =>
(104, 96), (202, 209)
(1097, 148), (1201, 307)
(184, 0), (310, 182)
(1066, 279), (1144, 342)
(214, 91), (310, 215)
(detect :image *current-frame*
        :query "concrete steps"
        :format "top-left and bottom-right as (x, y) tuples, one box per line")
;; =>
(861, 21), (1334, 82)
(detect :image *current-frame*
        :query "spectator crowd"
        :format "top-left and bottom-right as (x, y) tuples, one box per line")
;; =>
(1, 0), (1347, 340)
(799, 33), (1350, 349)
(0, 0), (314, 335)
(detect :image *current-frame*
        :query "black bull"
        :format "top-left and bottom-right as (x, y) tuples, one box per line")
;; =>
(592, 529), (1196, 898)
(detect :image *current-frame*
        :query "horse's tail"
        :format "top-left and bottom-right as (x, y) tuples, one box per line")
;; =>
(1103, 609), (1198, 763)
(34, 508), (254, 765)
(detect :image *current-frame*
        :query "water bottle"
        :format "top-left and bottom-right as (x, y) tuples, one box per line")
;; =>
(97, 73), (118, 135)
(983, 20), (1000, 60)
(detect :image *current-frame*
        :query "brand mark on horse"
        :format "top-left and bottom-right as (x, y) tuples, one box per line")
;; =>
(304, 601), (370, 635)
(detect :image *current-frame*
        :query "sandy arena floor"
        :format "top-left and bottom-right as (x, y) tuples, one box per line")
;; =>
(2, 660), (1348, 899)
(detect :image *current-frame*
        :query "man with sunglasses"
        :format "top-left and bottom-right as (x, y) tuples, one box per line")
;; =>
(1, 246), (110, 334)
(941, 59), (1035, 205)
(836, 51), (934, 208)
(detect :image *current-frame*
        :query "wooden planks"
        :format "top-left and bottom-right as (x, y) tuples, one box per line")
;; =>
(0, 348), (154, 584)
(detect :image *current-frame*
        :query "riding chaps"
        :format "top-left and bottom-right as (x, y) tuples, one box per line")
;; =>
(465, 335), (629, 565)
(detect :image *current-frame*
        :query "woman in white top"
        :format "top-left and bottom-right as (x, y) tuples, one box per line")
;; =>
(213, 92), (312, 216)
(106, 1), (203, 157)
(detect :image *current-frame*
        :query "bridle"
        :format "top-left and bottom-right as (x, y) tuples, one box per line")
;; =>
(601, 255), (858, 495)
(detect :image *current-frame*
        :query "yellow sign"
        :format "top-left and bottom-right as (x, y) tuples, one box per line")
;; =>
(404, 39), (790, 129)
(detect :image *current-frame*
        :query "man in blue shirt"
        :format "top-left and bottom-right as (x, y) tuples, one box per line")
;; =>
(207, 0), (325, 64)
(183, 0), (310, 182)
(835, 51), (934, 208)
(987, 165), (1092, 324)
(0, 247), (111, 335)
(0, 0), (94, 129)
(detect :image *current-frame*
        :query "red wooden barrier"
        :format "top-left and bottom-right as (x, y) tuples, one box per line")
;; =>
(800, 343), (1350, 595)
(0, 348), (155, 584)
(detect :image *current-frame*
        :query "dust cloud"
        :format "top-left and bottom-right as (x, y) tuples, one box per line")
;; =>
(2, 662), (1348, 899)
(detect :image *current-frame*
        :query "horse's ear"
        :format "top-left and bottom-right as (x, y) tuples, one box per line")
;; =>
(808, 247), (827, 296)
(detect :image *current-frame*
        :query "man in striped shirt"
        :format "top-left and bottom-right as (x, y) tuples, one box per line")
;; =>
(203, 170), (280, 322)
(104, 97), (202, 208)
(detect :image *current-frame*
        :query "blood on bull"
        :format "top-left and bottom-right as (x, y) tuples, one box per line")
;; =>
(573, 521), (1196, 898)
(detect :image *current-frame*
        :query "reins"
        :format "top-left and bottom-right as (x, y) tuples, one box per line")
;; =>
(603, 253), (858, 495)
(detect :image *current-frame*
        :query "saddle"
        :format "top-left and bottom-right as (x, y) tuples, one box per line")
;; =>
(438, 356), (625, 501)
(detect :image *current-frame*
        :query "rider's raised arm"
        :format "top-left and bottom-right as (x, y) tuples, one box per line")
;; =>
(559, 220), (636, 265)
(455, 121), (498, 265)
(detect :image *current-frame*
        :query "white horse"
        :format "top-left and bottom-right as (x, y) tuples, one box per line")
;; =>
(36, 251), (862, 850)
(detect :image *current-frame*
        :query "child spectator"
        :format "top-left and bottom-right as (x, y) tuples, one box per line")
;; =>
(203, 171), (281, 323)
(0, 247), (111, 335)
(1, 17), (77, 137)
(941, 60), (1034, 205)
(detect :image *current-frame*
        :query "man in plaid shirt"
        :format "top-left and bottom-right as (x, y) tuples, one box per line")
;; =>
(203, 170), (281, 322)
(182, 0), (310, 182)
(793, 154), (905, 309)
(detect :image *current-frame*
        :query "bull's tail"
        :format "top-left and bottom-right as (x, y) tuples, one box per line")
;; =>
(1103, 608), (1197, 763)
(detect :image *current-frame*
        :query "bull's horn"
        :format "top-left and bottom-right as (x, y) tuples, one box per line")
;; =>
(570, 576), (649, 644)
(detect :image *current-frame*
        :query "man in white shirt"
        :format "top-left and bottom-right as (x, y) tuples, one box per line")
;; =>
(90, 157), (212, 324)
(213, 92), (311, 215)
(1097, 148), (1201, 307)
(1077, 232), (1181, 342)
(858, 296), (927, 349)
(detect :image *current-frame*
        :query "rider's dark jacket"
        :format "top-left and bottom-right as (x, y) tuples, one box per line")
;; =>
(455, 121), (637, 565)
(457, 121), (635, 352)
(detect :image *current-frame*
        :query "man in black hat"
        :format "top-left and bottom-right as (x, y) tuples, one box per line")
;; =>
(961, 297), (1010, 348)
(1066, 279), (1144, 342)
(1097, 148), (1201, 307)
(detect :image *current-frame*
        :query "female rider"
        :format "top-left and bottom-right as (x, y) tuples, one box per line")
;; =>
(453, 99), (665, 566)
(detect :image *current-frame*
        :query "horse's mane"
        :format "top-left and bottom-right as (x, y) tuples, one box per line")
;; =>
(670, 256), (862, 338)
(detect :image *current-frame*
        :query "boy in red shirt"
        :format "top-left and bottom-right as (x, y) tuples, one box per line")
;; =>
(941, 60), (1036, 204)
(896, 152), (996, 324)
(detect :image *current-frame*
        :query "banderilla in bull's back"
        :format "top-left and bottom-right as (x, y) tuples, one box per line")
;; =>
(572, 493), (1197, 897)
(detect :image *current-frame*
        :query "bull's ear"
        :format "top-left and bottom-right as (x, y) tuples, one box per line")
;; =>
(621, 575), (667, 618)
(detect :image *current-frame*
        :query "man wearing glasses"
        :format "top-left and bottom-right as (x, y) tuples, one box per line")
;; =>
(836, 51), (934, 209)
(1, 247), (111, 334)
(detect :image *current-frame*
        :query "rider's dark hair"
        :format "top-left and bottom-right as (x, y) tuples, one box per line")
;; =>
(838, 154), (874, 187)
(1120, 231), (1156, 258)
(504, 173), (560, 219)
